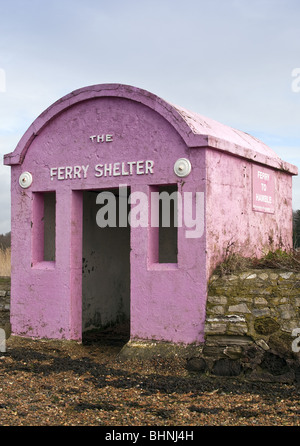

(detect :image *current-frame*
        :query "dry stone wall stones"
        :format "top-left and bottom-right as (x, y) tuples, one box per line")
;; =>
(204, 268), (300, 381)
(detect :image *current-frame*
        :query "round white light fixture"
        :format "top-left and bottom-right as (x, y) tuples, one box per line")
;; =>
(174, 158), (192, 178)
(19, 171), (33, 189)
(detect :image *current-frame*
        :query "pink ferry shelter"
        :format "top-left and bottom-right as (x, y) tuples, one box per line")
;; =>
(3, 84), (298, 345)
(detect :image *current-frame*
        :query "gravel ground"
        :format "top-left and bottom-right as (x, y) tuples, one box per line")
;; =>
(0, 330), (300, 427)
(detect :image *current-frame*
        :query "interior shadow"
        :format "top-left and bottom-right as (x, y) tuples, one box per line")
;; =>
(82, 321), (130, 347)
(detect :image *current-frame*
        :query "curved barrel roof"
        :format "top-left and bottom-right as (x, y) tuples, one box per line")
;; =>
(3, 83), (298, 175)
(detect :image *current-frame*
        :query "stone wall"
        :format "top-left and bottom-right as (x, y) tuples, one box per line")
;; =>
(194, 269), (300, 382)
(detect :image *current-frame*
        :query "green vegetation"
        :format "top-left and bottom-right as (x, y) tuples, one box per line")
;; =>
(215, 247), (300, 276)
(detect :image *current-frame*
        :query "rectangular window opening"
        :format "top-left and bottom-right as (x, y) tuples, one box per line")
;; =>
(149, 184), (178, 266)
(32, 192), (56, 264)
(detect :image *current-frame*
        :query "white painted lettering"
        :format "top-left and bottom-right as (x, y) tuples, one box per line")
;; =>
(104, 163), (112, 177)
(82, 165), (89, 179)
(136, 160), (144, 175)
(121, 162), (129, 176)
(90, 134), (114, 143)
(95, 164), (103, 177)
(74, 166), (81, 179)
(261, 183), (267, 191)
(256, 193), (272, 204)
(50, 160), (155, 181)
(65, 166), (73, 179)
(50, 167), (57, 180)
(257, 171), (270, 181)
(127, 161), (136, 175)
(58, 167), (65, 180)
(113, 162), (120, 176)
(145, 159), (154, 174)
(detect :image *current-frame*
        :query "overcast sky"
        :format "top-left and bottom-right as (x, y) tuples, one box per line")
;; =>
(0, 0), (300, 234)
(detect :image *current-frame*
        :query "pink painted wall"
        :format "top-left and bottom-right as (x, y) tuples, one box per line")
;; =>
(4, 84), (297, 345)
(205, 148), (294, 277)
(6, 91), (207, 343)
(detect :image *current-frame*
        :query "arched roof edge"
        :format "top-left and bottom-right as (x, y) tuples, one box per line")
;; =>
(3, 83), (203, 166)
(3, 83), (298, 175)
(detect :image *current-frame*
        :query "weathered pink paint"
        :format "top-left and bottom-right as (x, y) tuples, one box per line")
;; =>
(3, 84), (298, 344)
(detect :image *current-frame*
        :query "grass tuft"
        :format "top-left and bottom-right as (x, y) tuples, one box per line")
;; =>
(214, 242), (300, 276)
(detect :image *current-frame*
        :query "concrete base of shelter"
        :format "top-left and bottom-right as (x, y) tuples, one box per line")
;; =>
(118, 339), (204, 360)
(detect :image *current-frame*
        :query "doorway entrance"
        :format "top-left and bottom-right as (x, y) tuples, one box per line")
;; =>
(82, 188), (130, 344)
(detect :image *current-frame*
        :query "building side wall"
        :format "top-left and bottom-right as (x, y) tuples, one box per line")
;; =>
(205, 148), (293, 277)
